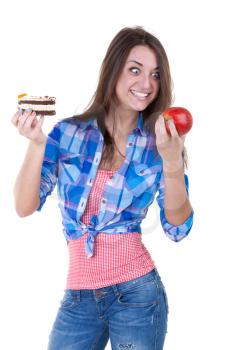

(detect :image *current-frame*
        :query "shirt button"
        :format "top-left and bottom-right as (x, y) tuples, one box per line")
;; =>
(128, 142), (133, 146)
(102, 199), (106, 204)
(140, 170), (144, 174)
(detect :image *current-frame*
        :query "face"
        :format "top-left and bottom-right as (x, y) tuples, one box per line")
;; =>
(115, 45), (160, 115)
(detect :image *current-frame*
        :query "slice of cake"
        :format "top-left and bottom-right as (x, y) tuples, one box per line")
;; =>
(17, 94), (56, 116)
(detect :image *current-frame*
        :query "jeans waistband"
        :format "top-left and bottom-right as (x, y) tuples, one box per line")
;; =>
(64, 268), (160, 300)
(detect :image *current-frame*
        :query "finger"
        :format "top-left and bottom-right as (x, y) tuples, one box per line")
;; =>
(18, 109), (33, 128)
(154, 120), (159, 136)
(158, 115), (168, 136)
(155, 117), (163, 143)
(167, 119), (179, 138)
(35, 115), (45, 129)
(11, 109), (23, 124)
(154, 117), (160, 134)
(181, 134), (186, 143)
(31, 117), (38, 128)
(154, 116), (160, 131)
(24, 111), (37, 129)
(155, 115), (165, 134)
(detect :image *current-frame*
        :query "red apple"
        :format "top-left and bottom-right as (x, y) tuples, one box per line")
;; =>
(162, 107), (193, 136)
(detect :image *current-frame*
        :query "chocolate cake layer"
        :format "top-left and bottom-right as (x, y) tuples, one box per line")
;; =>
(17, 108), (56, 115)
(33, 110), (56, 115)
(18, 100), (55, 105)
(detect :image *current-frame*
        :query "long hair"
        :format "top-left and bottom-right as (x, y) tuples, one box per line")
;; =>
(63, 25), (188, 169)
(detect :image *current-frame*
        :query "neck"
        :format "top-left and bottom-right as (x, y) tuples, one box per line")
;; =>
(106, 109), (139, 136)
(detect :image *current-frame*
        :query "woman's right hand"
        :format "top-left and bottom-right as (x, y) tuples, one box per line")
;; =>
(11, 108), (47, 145)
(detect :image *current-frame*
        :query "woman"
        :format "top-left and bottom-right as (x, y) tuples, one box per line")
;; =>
(12, 26), (194, 350)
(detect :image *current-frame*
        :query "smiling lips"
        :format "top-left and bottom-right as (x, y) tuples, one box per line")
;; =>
(130, 89), (151, 100)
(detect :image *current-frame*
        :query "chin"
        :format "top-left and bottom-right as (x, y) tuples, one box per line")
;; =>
(135, 103), (151, 111)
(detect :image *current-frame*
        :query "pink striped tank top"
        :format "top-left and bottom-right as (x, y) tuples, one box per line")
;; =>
(66, 168), (156, 290)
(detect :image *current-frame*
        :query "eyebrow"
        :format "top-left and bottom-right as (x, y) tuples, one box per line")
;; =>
(127, 60), (159, 70)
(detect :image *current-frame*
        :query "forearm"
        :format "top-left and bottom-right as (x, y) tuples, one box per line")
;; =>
(163, 157), (193, 226)
(14, 138), (46, 217)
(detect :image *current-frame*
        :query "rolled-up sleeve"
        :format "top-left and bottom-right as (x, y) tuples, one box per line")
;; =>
(155, 171), (194, 242)
(37, 122), (60, 211)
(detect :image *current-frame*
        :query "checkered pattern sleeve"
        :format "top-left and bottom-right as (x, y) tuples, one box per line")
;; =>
(155, 171), (194, 242)
(37, 123), (60, 211)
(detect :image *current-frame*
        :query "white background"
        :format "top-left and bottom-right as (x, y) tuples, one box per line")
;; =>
(0, 0), (233, 349)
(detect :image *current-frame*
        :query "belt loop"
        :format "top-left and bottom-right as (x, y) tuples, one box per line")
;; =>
(75, 290), (81, 301)
(111, 284), (121, 297)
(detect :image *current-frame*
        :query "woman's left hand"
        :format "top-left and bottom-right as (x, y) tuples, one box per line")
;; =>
(155, 115), (185, 162)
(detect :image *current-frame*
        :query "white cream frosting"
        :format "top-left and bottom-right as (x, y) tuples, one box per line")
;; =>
(19, 96), (56, 102)
(18, 104), (55, 111)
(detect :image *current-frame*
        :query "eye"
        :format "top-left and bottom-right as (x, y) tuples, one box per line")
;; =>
(129, 67), (160, 80)
(152, 72), (160, 80)
(130, 67), (140, 74)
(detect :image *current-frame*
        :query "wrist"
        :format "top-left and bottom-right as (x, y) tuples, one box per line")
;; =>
(30, 135), (47, 147)
(162, 157), (183, 173)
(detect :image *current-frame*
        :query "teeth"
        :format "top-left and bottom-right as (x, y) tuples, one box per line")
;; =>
(131, 90), (149, 97)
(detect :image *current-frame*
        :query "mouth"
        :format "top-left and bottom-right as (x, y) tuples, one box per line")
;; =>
(130, 90), (151, 100)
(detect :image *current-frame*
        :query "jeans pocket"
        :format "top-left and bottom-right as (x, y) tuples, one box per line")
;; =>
(60, 290), (80, 309)
(153, 271), (169, 315)
(117, 279), (160, 308)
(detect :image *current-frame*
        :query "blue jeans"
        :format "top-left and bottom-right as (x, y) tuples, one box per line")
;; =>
(47, 268), (169, 349)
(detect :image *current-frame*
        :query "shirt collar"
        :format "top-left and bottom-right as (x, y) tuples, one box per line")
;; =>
(79, 111), (147, 137)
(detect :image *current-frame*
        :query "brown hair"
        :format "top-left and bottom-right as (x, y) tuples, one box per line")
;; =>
(64, 25), (188, 169)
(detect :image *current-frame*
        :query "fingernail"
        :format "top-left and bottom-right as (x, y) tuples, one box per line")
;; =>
(18, 109), (23, 114)
(26, 108), (32, 112)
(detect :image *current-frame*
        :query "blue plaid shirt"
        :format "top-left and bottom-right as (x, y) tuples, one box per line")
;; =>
(37, 111), (194, 257)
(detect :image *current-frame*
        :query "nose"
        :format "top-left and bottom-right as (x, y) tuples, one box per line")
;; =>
(139, 73), (152, 90)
